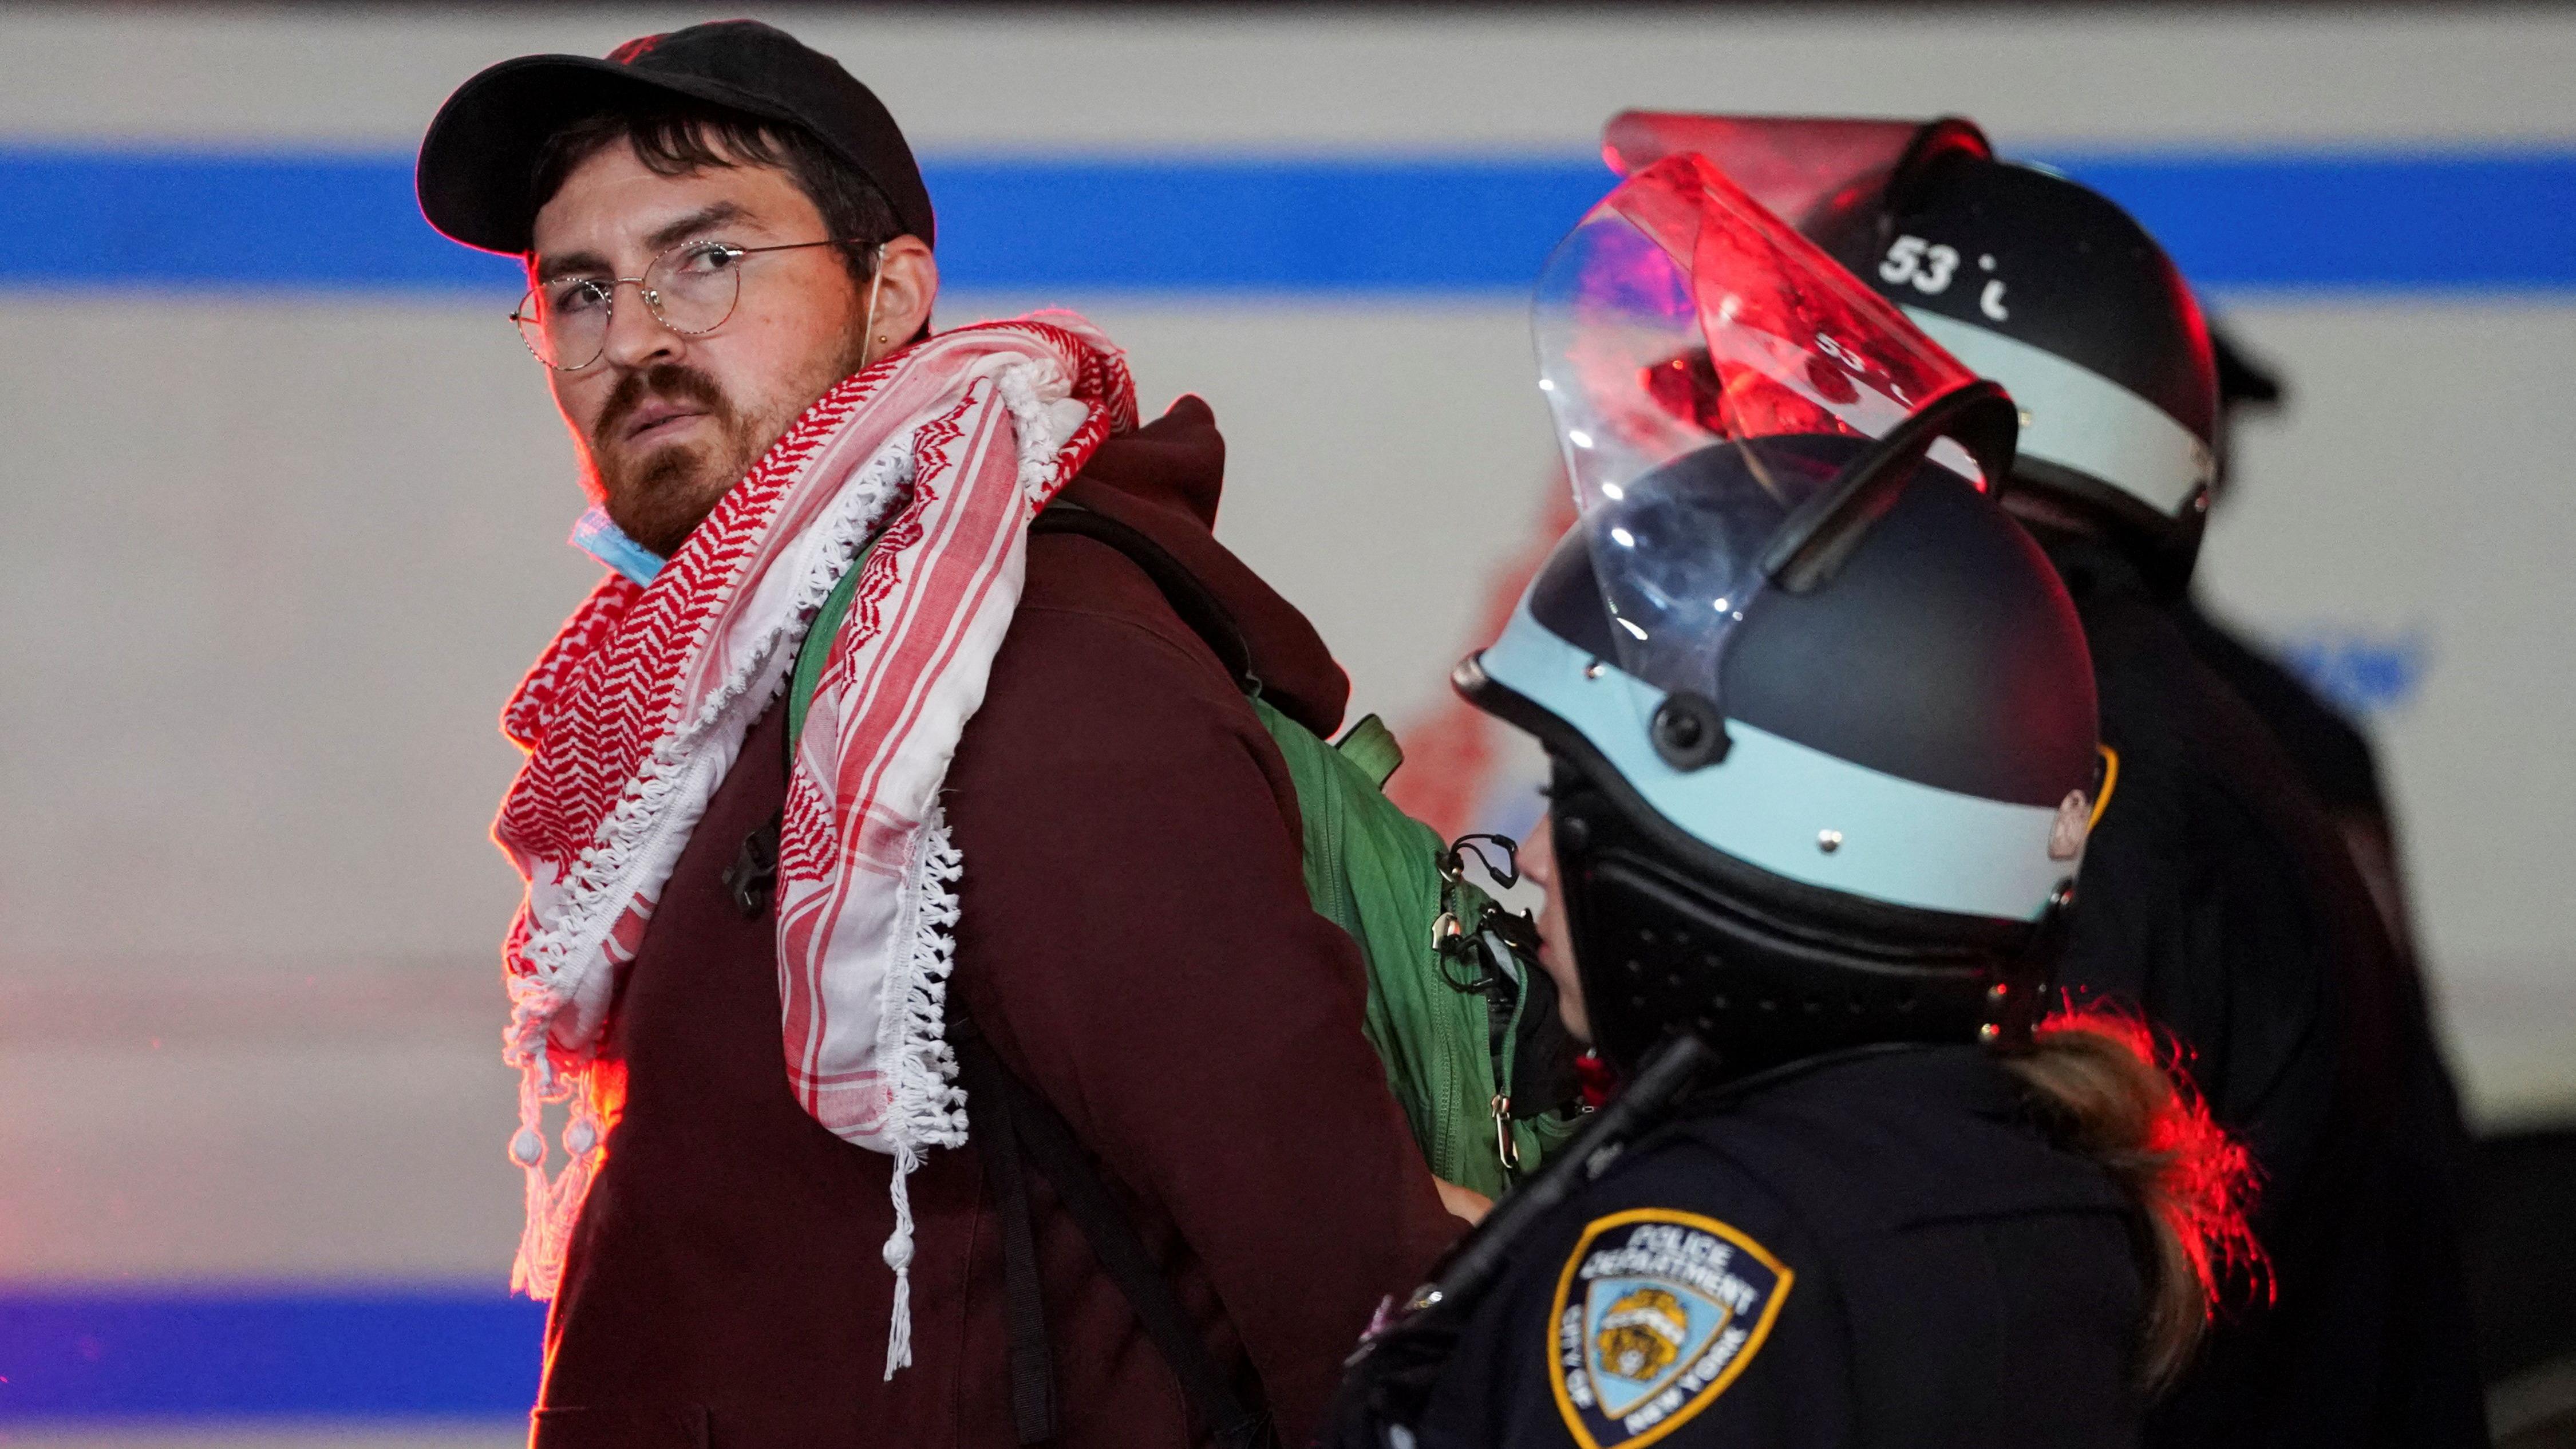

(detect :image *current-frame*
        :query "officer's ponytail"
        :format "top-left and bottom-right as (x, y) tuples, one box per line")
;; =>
(2000, 1006), (2265, 1392)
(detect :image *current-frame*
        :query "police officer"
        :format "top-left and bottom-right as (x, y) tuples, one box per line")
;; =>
(1323, 153), (2253, 1449)
(1594, 115), (2483, 1446)
(2178, 325), (2423, 957)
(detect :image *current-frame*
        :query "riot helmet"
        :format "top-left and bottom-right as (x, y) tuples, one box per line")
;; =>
(1608, 112), (2221, 591)
(1457, 153), (2101, 1079)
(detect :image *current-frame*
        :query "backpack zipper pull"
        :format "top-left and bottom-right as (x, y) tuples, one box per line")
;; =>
(1492, 1093), (1520, 1174)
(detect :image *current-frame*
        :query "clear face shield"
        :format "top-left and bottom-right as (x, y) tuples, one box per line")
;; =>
(1532, 151), (2018, 769)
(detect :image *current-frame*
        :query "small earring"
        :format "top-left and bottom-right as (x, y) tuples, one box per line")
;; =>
(876, 334), (888, 344)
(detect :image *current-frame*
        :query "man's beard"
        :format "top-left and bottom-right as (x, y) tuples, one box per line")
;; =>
(586, 338), (871, 559)
(586, 363), (755, 559)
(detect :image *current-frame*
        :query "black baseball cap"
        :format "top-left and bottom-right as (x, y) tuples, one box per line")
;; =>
(416, 19), (935, 257)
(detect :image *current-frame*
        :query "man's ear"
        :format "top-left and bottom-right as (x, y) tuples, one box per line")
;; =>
(870, 235), (938, 351)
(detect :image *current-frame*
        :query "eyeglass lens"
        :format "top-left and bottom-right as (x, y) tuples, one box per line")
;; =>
(513, 242), (746, 370)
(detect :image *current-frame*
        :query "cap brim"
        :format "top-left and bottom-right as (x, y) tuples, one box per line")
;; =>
(416, 53), (807, 256)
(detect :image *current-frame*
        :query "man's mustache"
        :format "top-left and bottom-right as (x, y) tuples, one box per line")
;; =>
(593, 364), (730, 449)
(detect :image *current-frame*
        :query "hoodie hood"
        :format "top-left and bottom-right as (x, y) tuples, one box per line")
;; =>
(1057, 395), (1350, 737)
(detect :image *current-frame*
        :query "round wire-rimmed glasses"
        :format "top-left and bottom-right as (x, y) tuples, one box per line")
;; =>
(511, 236), (866, 371)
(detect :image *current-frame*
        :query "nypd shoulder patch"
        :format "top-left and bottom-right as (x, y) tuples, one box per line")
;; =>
(1547, 1209), (1793, 1449)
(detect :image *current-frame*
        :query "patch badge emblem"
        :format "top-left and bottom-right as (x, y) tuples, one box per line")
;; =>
(2046, 788), (2093, 860)
(1548, 1209), (1793, 1449)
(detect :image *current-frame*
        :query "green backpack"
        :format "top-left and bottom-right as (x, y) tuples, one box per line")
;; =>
(1251, 702), (1582, 1195)
(787, 503), (1581, 1197)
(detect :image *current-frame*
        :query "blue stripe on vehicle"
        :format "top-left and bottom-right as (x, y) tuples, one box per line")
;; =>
(1, 147), (2570, 295)
(0, 1288), (544, 1420)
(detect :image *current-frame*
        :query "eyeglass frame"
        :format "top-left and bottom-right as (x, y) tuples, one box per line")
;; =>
(509, 235), (880, 372)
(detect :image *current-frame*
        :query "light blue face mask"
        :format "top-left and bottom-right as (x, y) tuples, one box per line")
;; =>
(570, 505), (667, 586)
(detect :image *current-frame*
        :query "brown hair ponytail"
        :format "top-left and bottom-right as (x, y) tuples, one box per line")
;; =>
(2000, 1006), (2266, 1392)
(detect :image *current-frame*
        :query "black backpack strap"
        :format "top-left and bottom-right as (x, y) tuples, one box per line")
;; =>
(953, 1026), (1274, 1449)
(953, 1026), (1058, 1445)
(1030, 502), (1263, 699)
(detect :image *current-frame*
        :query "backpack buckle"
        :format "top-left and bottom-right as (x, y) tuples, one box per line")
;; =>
(724, 812), (781, 918)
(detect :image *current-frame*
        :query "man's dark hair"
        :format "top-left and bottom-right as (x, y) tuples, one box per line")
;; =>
(531, 101), (903, 289)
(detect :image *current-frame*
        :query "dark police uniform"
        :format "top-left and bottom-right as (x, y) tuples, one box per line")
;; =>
(2047, 537), (2484, 1448)
(1401, 1046), (2146, 1449)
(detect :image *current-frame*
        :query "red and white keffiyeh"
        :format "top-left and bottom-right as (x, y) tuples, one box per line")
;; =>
(492, 314), (1137, 1371)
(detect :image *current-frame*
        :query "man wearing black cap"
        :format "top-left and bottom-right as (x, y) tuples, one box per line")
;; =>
(420, 22), (1461, 1448)
(418, 21), (947, 563)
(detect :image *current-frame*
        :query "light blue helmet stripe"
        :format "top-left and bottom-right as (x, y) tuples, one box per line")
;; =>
(1903, 306), (2214, 519)
(1480, 606), (2077, 923)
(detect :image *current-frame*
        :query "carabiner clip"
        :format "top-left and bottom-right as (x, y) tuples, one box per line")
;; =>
(1442, 833), (1523, 890)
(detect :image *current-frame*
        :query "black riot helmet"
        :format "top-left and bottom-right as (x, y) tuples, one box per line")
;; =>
(1457, 154), (2102, 1081)
(1607, 112), (2221, 593)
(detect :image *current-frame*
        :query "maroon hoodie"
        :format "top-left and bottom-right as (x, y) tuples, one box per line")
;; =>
(528, 397), (1462, 1449)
